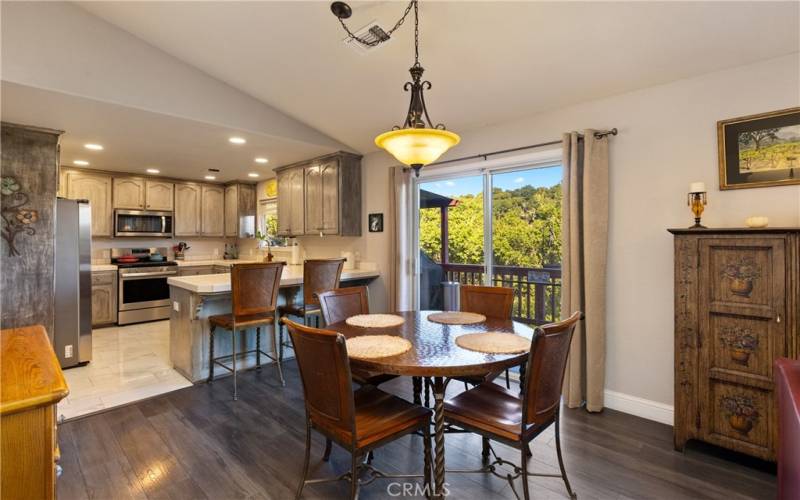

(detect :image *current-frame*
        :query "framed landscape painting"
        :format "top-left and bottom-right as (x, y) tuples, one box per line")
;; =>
(718, 107), (800, 190)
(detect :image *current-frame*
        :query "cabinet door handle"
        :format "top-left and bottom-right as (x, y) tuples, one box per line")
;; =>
(776, 314), (781, 324)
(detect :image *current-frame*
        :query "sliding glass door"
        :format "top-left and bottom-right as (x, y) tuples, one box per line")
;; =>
(414, 162), (562, 325)
(416, 174), (486, 310)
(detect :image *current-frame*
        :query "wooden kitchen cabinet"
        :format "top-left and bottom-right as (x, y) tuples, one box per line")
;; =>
(1, 325), (69, 500)
(114, 178), (174, 211)
(174, 183), (202, 236)
(276, 167), (305, 237)
(145, 180), (174, 210)
(670, 228), (799, 462)
(224, 183), (256, 238)
(201, 185), (225, 237)
(113, 177), (146, 209)
(174, 183), (223, 237)
(91, 271), (117, 326)
(65, 170), (113, 237)
(275, 151), (361, 237)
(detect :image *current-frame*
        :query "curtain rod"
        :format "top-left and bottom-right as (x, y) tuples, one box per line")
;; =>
(424, 128), (618, 168)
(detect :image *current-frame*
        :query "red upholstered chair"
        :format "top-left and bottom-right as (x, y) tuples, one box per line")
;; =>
(776, 357), (800, 500)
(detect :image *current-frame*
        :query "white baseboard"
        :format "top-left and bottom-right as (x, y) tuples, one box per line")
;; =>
(603, 390), (674, 426)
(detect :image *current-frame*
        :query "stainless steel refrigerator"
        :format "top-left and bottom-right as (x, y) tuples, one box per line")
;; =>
(54, 198), (92, 368)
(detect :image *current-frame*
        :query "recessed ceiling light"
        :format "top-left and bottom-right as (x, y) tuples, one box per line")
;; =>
(84, 143), (104, 151)
(204, 175), (216, 180)
(248, 172), (260, 178)
(254, 157), (268, 164)
(146, 168), (160, 174)
(229, 137), (246, 145)
(74, 160), (89, 166)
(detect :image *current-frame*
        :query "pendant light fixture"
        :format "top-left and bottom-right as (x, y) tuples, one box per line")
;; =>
(331, 0), (460, 176)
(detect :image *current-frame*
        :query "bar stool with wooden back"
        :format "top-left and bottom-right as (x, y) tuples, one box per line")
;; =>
(278, 258), (345, 361)
(283, 318), (432, 500)
(443, 311), (583, 500)
(208, 262), (285, 400)
(317, 287), (398, 389)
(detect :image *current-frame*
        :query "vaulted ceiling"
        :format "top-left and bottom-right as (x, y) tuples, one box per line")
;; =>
(78, 1), (799, 152)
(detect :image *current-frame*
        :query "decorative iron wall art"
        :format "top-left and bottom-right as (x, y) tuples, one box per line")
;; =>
(1, 176), (39, 257)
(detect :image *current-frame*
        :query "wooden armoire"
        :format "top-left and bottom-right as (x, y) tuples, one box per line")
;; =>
(669, 227), (799, 461)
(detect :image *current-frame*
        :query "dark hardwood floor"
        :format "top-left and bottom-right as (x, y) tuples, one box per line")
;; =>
(58, 362), (776, 499)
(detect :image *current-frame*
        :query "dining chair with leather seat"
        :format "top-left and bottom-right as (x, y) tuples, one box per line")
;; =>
(283, 318), (432, 500)
(442, 311), (582, 500)
(317, 287), (398, 389)
(459, 284), (516, 386)
(208, 262), (286, 400)
(278, 258), (345, 361)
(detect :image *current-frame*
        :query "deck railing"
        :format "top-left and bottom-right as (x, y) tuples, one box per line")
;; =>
(441, 263), (561, 325)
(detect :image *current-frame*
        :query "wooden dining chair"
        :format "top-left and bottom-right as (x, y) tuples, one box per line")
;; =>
(208, 262), (285, 400)
(461, 284), (516, 388)
(442, 311), (582, 500)
(278, 258), (345, 361)
(283, 318), (432, 500)
(317, 287), (398, 388)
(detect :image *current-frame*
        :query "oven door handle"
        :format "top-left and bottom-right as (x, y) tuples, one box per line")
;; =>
(121, 271), (178, 279)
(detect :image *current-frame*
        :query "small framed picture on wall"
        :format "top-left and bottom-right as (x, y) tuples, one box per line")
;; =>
(368, 213), (384, 233)
(718, 107), (800, 190)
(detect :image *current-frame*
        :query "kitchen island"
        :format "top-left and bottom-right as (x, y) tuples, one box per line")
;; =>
(167, 265), (379, 382)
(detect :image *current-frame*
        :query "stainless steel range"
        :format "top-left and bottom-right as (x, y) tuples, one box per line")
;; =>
(112, 248), (177, 325)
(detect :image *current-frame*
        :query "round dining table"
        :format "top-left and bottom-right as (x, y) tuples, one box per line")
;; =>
(325, 310), (535, 499)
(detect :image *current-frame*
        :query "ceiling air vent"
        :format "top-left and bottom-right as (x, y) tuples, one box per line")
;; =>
(343, 21), (390, 54)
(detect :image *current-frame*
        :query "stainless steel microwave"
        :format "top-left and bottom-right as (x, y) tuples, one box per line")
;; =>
(114, 209), (173, 237)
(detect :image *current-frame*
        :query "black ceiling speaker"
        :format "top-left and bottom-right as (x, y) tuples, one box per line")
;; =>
(330, 2), (352, 19)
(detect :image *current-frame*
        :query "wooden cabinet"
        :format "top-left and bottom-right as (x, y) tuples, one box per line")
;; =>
(112, 178), (146, 209)
(91, 271), (117, 326)
(113, 178), (174, 211)
(65, 171), (112, 237)
(671, 228), (799, 461)
(276, 167), (305, 237)
(304, 159), (340, 235)
(1, 325), (69, 500)
(175, 183), (202, 236)
(201, 185), (225, 237)
(274, 151), (361, 237)
(224, 184), (256, 238)
(145, 181), (174, 210)
(212, 264), (231, 274)
(174, 183), (223, 237)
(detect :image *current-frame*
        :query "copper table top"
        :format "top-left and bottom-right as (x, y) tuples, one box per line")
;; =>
(325, 310), (535, 377)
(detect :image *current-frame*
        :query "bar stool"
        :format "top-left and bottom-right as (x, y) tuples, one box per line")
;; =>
(278, 258), (345, 362)
(208, 262), (285, 400)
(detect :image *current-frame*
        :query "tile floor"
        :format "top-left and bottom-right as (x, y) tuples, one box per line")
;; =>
(58, 320), (192, 421)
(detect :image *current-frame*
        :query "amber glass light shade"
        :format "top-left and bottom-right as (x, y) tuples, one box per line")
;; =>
(375, 128), (460, 171)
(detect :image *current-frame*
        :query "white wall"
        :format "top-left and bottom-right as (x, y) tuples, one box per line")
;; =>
(356, 53), (800, 409)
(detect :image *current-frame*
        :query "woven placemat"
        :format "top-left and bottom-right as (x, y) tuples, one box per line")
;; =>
(427, 311), (486, 325)
(455, 332), (530, 354)
(345, 314), (405, 328)
(346, 335), (412, 359)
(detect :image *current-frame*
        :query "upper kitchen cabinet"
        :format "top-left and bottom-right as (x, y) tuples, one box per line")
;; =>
(145, 180), (174, 210)
(174, 182), (223, 237)
(201, 184), (225, 237)
(113, 178), (174, 211)
(64, 170), (113, 237)
(276, 167), (305, 237)
(174, 183), (202, 236)
(224, 183), (256, 238)
(274, 151), (362, 237)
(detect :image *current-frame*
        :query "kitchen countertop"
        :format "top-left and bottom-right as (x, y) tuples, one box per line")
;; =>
(91, 264), (118, 272)
(168, 267), (380, 294)
(174, 259), (262, 267)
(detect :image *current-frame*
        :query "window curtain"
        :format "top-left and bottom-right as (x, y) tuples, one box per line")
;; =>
(389, 166), (414, 311)
(561, 130), (609, 412)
